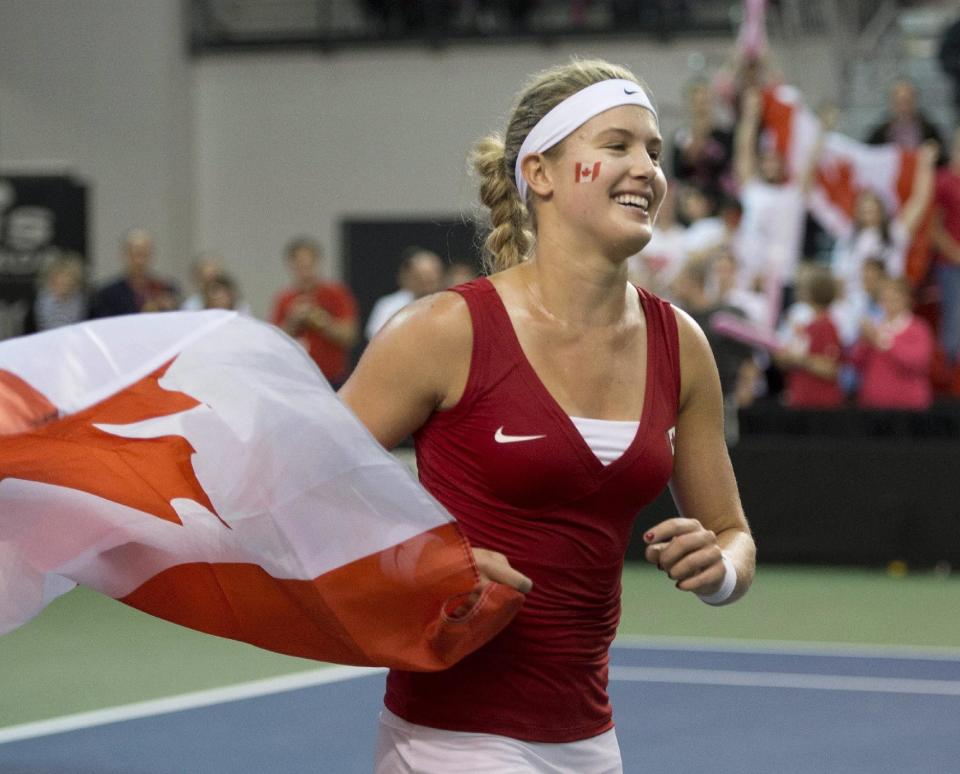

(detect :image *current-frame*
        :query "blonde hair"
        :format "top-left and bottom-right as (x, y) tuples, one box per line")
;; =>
(470, 58), (645, 274)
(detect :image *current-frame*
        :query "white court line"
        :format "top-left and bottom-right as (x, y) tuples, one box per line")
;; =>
(6, 639), (960, 747)
(0, 665), (385, 746)
(613, 634), (960, 661)
(610, 666), (960, 696)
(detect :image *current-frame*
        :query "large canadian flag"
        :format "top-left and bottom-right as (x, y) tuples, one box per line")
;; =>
(760, 85), (931, 283)
(0, 311), (522, 670)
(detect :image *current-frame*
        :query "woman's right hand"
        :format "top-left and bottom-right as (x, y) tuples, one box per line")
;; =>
(472, 548), (533, 593)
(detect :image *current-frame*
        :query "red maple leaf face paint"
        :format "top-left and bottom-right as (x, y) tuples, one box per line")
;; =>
(575, 161), (601, 183)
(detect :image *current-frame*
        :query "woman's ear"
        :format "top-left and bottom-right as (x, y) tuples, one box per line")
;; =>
(520, 153), (555, 200)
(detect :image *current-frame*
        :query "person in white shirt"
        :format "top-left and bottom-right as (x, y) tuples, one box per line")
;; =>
(181, 252), (252, 315)
(365, 247), (444, 340)
(830, 141), (937, 321)
(732, 88), (823, 326)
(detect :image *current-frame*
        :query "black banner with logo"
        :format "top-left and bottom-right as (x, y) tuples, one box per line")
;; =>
(0, 174), (88, 339)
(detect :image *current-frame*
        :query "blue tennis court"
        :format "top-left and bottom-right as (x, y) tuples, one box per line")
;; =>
(2, 640), (958, 773)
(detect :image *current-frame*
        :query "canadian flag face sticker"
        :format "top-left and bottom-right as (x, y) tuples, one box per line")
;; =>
(575, 161), (601, 183)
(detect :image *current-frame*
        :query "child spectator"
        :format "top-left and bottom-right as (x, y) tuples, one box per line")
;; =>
(202, 273), (241, 311)
(830, 142), (938, 316)
(774, 266), (844, 408)
(850, 278), (934, 410)
(29, 252), (88, 331)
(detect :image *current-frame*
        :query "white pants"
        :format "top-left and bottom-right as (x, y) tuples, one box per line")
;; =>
(373, 708), (623, 774)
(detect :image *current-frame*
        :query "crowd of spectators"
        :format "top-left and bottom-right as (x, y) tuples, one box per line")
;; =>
(18, 19), (960, 416)
(628, 41), (959, 414)
(21, 229), (477, 390)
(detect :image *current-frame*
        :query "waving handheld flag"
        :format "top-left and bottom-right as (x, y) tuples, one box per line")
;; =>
(0, 311), (522, 670)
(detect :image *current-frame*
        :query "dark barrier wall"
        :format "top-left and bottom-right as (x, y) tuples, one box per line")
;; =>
(0, 175), (88, 339)
(630, 436), (960, 568)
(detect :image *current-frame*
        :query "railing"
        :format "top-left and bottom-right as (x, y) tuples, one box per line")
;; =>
(187, 0), (739, 53)
(187, 0), (939, 55)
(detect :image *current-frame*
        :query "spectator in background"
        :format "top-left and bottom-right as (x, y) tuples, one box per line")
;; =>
(830, 142), (938, 319)
(932, 126), (960, 366)
(271, 237), (359, 387)
(28, 252), (88, 332)
(181, 253), (225, 310)
(774, 265), (844, 409)
(710, 248), (766, 325)
(733, 87), (821, 321)
(671, 259), (759, 413)
(202, 273), (242, 311)
(833, 257), (888, 346)
(850, 277), (934, 410)
(676, 184), (727, 259)
(865, 78), (945, 153)
(182, 251), (252, 315)
(671, 77), (734, 203)
(90, 229), (179, 318)
(627, 184), (686, 296)
(365, 247), (444, 340)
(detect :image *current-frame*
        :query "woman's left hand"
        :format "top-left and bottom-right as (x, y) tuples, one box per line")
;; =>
(643, 517), (726, 596)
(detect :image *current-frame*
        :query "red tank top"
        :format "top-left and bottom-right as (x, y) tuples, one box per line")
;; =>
(385, 277), (681, 743)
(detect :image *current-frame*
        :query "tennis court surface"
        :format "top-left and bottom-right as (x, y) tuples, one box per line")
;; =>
(2, 567), (958, 773)
(3, 643), (960, 772)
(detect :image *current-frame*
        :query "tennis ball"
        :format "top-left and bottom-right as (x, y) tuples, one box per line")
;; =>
(886, 560), (908, 578)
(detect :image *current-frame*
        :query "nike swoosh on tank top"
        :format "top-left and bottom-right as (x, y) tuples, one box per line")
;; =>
(385, 277), (681, 743)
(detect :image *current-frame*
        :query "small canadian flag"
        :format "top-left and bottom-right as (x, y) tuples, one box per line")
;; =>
(575, 161), (601, 182)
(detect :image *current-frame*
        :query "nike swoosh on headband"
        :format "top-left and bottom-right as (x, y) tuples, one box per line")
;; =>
(494, 426), (547, 444)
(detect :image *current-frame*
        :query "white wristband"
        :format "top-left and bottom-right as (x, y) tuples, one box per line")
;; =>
(697, 553), (738, 606)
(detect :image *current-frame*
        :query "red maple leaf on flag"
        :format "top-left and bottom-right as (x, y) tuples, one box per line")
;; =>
(0, 361), (223, 528)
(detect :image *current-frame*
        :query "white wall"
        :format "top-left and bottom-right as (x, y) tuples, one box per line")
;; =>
(1, 0), (840, 318)
(0, 0), (192, 285)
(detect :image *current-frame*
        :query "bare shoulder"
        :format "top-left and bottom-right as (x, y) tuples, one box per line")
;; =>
(669, 304), (720, 410)
(375, 289), (473, 359)
(340, 290), (474, 435)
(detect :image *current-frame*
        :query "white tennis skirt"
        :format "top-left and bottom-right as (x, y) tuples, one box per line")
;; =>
(374, 707), (623, 773)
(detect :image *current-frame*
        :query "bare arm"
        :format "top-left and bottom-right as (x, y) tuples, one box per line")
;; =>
(799, 103), (839, 195)
(897, 141), (939, 238)
(798, 134), (824, 195)
(339, 292), (467, 449)
(733, 87), (762, 187)
(932, 209), (960, 265)
(773, 349), (840, 380)
(644, 308), (756, 604)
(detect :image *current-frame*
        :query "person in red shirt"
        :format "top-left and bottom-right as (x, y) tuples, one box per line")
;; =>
(775, 266), (844, 408)
(270, 237), (359, 387)
(933, 126), (960, 365)
(850, 277), (934, 409)
(340, 59), (755, 772)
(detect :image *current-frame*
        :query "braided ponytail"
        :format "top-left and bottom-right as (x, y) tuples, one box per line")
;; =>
(470, 134), (533, 274)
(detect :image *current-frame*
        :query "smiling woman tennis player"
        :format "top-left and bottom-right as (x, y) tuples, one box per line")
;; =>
(339, 58), (755, 774)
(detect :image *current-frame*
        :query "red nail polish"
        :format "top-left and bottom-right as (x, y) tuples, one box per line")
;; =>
(644, 532), (655, 542)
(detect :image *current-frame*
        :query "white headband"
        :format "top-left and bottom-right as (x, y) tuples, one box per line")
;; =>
(514, 78), (658, 202)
